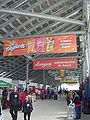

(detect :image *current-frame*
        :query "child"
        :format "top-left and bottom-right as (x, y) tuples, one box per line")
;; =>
(23, 95), (33, 120)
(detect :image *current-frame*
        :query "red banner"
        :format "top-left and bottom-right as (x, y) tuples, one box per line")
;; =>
(3, 35), (77, 56)
(33, 59), (78, 70)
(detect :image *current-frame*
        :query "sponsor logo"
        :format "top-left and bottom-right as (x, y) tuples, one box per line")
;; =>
(35, 61), (52, 68)
(6, 42), (26, 52)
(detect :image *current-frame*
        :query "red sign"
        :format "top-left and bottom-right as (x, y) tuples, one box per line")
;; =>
(3, 35), (77, 56)
(33, 59), (78, 70)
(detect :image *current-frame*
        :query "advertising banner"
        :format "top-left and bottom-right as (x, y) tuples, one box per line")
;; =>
(56, 35), (77, 53)
(3, 39), (29, 56)
(35, 37), (46, 53)
(3, 35), (77, 56)
(27, 38), (36, 53)
(33, 59), (78, 70)
(44, 35), (77, 53)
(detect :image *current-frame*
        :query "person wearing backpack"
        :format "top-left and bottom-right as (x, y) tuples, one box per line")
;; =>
(23, 95), (33, 120)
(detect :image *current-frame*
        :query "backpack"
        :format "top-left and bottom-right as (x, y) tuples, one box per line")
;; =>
(23, 101), (33, 113)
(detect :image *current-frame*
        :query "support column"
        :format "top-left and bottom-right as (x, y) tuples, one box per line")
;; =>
(86, 1), (90, 86)
(83, 0), (90, 114)
(43, 70), (46, 88)
(83, 55), (87, 81)
(82, 34), (88, 82)
(26, 59), (29, 90)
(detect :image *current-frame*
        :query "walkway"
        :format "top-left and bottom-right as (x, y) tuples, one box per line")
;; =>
(2, 96), (90, 120)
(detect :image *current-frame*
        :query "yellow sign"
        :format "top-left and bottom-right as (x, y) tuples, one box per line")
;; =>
(61, 79), (78, 83)
(60, 70), (65, 77)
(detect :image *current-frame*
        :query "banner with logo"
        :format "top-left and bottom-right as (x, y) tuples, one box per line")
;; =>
(3, 39), (28, 56)
(3, 35), (77, 56)
(33, 59), (78, 70)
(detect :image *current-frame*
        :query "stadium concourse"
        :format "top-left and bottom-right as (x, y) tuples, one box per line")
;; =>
(0, 0), (90, 120)
(2, 96), (90, 120)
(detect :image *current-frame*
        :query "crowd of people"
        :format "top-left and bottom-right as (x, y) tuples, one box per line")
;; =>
(0, 86), (33, 120)
(0, 85), (85, 120)
(0, 86), (60, 120)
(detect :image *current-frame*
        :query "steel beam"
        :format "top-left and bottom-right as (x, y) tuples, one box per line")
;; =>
(0, 30), (86, 41)
(4, 0), (82, 38)
(33, 56), (82, 60)
(0, 9), (85, 26)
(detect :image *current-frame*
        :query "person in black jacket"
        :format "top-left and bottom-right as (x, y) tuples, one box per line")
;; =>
(73, 91), (81, 119)
(23, 95), (33, 120)
(2, 87), (8, 109)
(9, 86), (20, 120)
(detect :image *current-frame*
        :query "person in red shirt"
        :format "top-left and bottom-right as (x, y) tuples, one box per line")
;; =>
(22, 90), (27, 108)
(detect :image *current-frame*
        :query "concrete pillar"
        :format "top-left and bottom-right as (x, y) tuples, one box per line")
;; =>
(43, 70), (46, 88)
(86, 0), (90, 86)
(26, 59), (29, 90)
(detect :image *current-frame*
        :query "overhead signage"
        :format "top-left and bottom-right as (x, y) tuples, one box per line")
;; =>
(55, 76), (62, 80)
(33, 59), (78, 70)
(48, 70), (60, 77)
(3, 39), (29, 56)
(3, 35), (77, 56)
(61, 79), (78, 83)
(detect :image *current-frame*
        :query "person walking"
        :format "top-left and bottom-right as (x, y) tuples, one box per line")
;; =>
(1, 87), (8, 110)
(9, 86), (20, 120)
(40, 89), (44, 100)
(23, 95), (33, 120)
(21, 90), (27, 111)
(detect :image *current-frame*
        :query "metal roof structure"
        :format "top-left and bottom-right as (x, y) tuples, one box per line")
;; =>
(0, 0), (87, 85)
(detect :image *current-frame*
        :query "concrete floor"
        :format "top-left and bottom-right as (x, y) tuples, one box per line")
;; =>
(2, 96), (90, 120)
